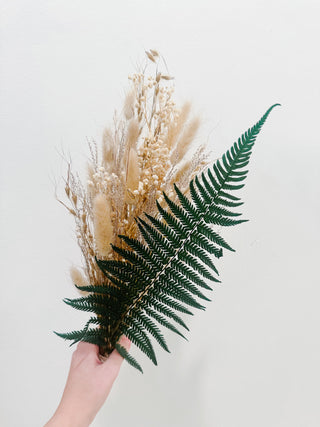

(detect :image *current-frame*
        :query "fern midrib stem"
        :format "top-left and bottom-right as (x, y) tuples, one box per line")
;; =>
(110, 123), (262, 342)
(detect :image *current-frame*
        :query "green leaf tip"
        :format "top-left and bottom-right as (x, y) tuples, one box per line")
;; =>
(115, 343), (144, 373)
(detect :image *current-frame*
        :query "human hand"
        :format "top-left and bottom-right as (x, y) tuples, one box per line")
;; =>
(44, 335), (131, 427)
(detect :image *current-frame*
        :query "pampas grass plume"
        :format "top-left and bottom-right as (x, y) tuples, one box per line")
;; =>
(126, 119), (140, 150)
(125, 147), (140, 203)
(171, 116), (200, 163)
(93, 193), (113, 257)
(165, 101), (191, 150)
(102, 128), (114, 170)
(124, 90), (135, 120)
(70, 266), (89, 295)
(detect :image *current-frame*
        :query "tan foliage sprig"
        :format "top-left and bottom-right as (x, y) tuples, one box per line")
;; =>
(57, 50), (211, 291)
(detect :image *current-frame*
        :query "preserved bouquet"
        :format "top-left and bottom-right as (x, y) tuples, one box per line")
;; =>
(55, 50), (279, 372)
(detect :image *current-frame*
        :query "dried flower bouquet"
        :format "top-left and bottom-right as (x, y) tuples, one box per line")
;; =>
(55, 50), (279, 372)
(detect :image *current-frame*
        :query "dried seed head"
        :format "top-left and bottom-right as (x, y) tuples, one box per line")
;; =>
(161, 75), (174, 80)
(145, 50), (156, 63)
(65, 185), (70, 198)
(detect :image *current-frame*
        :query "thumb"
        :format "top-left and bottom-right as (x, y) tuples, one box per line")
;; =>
(103, 335), (131, 373)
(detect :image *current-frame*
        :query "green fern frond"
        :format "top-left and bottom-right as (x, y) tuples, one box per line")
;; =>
(115, 343), (143, 373)
(56, 104), (279, 372)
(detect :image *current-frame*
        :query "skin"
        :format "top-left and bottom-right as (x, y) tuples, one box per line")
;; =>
(44, 335), (131, 427)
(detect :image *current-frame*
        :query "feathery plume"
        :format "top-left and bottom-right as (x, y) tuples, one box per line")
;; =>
(126, 119), (140, 150)
(125, 147), (140, 204)
(93, 193), (113, 258)
(171, 116), (201, 163)
(70, 266), (89, 296)
(165, 102), (191, 150)
(102, 127), (115, 171)
(123, 90), (135, 120)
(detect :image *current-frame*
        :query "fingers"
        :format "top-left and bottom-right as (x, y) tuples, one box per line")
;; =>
(75, 341), (100, 357)
(103, 335), (131, 373)
(117, 335), (131, 353)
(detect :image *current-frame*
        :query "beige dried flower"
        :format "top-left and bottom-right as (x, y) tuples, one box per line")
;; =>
(125, 119), (140, 151)
(171, 116), (201, 164)
(123, 90), (135, 120)
(70, 266), (89, 296)
(93, 193), (113, 258)
(102, 127), (114, 170)
(165, 102), (191, 150)
(125, 147), (140, 204)
(57, 50), (211, 293)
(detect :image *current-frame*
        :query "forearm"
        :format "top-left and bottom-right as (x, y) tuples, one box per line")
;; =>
(44, 404), (93, 427)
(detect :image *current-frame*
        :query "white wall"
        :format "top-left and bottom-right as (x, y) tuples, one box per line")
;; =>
(1, 1), (319, 426)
